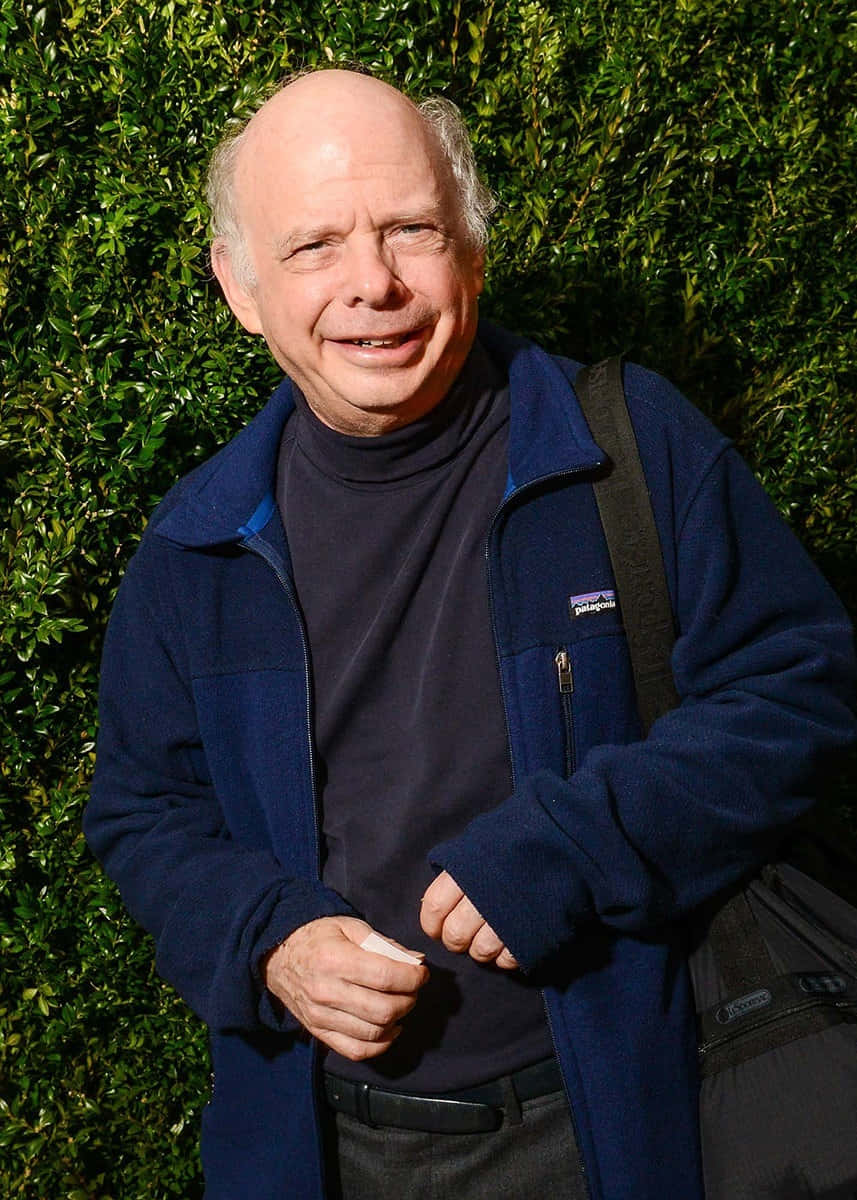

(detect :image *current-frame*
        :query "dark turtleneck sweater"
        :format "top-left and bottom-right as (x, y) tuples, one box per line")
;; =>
(276, 340), (553, 1091)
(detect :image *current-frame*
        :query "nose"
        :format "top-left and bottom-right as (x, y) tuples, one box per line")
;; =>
(340, 237), (402, 308)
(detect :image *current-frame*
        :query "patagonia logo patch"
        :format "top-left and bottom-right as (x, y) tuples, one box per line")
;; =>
(715, 989), (772, 1025)
(569, 590), (617, 619)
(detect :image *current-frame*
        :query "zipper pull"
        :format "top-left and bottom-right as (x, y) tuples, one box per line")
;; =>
(555, 649), (574, 694)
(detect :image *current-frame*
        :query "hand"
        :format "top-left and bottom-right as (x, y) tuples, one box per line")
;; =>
(262, 916), (429, 1061)
(420, 871), (518, 969)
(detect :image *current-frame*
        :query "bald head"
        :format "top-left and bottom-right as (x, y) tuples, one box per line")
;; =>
(244, 70), (424, 149)
(207, 69), (494, 289)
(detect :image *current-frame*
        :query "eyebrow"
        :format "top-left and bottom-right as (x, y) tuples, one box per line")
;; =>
(270, 206), (452, 256)
(271, 228), (337, 256)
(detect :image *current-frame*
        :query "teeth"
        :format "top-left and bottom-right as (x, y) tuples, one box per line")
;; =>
(350, 336), (402, 347)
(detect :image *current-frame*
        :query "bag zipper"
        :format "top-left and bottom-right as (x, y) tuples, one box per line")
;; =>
(699, 992), (857, 1062)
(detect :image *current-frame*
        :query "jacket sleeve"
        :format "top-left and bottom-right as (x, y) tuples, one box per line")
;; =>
(430, 443), (857, 970)
(84, 546), (355, 1034)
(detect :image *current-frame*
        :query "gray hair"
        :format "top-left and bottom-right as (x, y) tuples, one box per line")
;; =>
(417, 96), (496, 249)
(206, 77), (496, 291)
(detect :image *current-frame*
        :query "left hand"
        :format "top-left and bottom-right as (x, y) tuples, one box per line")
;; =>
(420, 871), (518, 969)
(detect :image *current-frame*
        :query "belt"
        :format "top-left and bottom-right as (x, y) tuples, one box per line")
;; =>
(323, 1056), (563, 1134)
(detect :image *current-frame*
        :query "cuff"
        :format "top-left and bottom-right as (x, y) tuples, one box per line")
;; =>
(428, 771), (595, 969)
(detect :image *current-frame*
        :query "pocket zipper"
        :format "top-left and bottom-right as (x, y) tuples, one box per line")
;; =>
(555, 648), (575, 777)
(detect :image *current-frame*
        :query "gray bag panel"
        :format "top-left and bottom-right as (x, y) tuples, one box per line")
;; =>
(693, 866), (857, 1199)
(700, 1024), (857, 1200)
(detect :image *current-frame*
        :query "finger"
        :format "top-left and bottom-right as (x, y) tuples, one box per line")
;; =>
(345, 951), (429, 998)
(420, 871), (465, 938)
(315, 1028), (400, 1062)
(468, 921), (507, 963)
(301, 972), (424, 1030)
(312, 930), (428, 996)
(303, 999), (404, 1045)
(495, 947), (519, 970)
(291, 983), (406, 1045)
(343, 982), (423, 1028)
(439, 895), (485, 954)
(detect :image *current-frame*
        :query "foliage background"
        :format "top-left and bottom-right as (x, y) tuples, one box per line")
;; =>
(2, 0), (856, 1195)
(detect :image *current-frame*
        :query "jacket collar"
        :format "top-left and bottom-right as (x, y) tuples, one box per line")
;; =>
(477, 322), (603, 492)
(154, 322), (604, 549)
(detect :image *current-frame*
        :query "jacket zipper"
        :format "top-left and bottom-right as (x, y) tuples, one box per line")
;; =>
(485, 469), (599, 1200)
(543, 997), (593, 1199)
(240, 531), (328, 1199)
(555, 648), (575, 777)
(241, 533), (322, 866)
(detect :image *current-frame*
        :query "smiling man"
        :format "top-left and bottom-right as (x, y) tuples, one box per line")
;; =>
(211, 73), (485, 436)
(85, 68), (855, 1200)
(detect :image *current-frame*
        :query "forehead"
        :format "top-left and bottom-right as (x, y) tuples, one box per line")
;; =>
(234, 92), (457, 234)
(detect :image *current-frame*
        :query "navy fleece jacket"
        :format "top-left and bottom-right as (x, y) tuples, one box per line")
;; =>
(85, 323), (856, 1200)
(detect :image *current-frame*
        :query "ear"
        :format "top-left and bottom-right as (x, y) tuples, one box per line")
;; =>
(210, 238), (264, 334)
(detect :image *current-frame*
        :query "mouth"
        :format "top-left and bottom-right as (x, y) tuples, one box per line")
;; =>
(335, 328), (423, 349)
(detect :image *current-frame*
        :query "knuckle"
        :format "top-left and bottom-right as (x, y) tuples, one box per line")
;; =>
(471, 925), (501, 956)
(316, 945), (342, 973)
(395, 992), (418, 1017)
(368, 994), (401, 1025)
(371, 962), (397, 991)
(303, 1004), (325, 1029)
(444, 915), (475, 947)
(421, 893), (445, 918)
(350, 1040), (381, 1062)
(303, 1008), (324, 1036)
(310, 978), (336, 1006)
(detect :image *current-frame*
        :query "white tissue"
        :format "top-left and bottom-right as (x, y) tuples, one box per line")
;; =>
(360, 932), (423, 965)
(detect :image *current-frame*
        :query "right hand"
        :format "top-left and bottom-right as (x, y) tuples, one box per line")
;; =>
(262, 916), (429, 1061)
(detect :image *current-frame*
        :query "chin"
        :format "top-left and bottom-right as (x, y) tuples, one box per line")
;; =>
(340, 375), (435, 414)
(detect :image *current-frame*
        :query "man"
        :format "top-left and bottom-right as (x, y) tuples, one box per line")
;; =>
(85, 69), (855, 1200)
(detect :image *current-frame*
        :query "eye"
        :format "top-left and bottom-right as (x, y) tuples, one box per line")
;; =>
(283, 239), (337, 268)
(390, 222), (447, 249)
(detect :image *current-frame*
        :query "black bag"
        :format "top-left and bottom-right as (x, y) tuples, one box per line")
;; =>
(576, 357), (857, 1200)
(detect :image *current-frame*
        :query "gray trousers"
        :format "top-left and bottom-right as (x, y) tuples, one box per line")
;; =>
(323, 1090), (588, 1200)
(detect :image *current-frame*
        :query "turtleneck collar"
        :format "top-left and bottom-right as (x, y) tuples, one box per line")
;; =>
(289, 338), (507, 486)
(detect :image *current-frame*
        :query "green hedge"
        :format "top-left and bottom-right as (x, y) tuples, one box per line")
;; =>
(2, 1), (855, 1195)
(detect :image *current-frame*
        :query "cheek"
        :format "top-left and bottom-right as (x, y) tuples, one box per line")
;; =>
(259, 282), (330, 344)
(297, 277), (335, 320)
(445, 258), (484, 310)
(421, 269), (475, 318)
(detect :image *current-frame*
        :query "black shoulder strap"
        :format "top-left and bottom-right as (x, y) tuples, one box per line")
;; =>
(574, 357), (679, 733)
(575, 357), (779, 1013)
